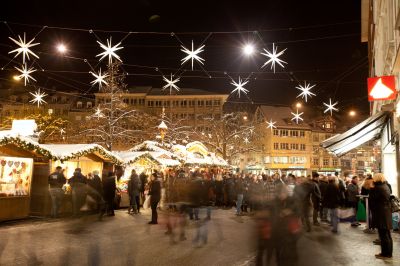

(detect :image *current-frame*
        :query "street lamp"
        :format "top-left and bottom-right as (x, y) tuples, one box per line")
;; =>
(13, 75), (21, 81)
(349, 110), (356, 117)
(243, 115), (248, 121)
(56, 43), (67, 54)
(243, 44), (255, 56)
(295, 102), (302, 109)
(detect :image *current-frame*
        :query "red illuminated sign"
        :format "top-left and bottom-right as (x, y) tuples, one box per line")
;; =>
(368, 76), (397, 101)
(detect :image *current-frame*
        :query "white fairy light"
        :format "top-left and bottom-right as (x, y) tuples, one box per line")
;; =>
(230, 77), (249, 98)
(60, 128), (66, 135)
(162, 73), (180, 94)
(296, 82), (316, 102)
(323, 98), (339, 116)
(261, 43), (287, 73)
(15, 64), (36, 86)
(90, 68), (108, 89)
(291, 110), (304, 124)
(93, 107), (104, 119)
(9, 33), (40, 64)
(244, 137), (250, 144)
(266, 119), (277, 130)
(29, 89), (47, 107)
(181, 40), (205, 70)
(96, 37), (123, 64)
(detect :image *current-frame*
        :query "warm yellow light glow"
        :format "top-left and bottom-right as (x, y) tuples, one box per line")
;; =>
(13, 75), (21, 81)
(243, 115), (248, 120)
(349, 110), (356, 117)
(295, 102), (302, 108)
(57, 43), (67, 53)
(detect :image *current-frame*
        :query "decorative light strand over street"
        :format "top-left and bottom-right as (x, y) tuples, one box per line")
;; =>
(261, 43), (287, 73)
(8, 33), (40, 64)
(90, 68), (108, 89)
(230, 77), (249, 98)
(323, 98), (339, 116)
(162, 73), (180, 94)
(29, 89), (47, 107)
(181, 40), (205, 70)
(291, 110), (304, 124)
(296, 82), (316, 102)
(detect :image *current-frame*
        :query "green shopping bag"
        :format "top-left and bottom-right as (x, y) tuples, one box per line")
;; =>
(356, 200), (366, 221)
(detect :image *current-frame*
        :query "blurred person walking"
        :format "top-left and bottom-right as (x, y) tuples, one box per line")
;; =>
(102, 171), (116, 216)
(319, 175), (329, 222)
(311, 173), (322, 226)
(235, 174), (245, 215)
(347, 176), (360, 226)
(87, 170), (103, 213)
(69, 168), (87, 217)
(369, 173), (393, 259)
(128, 169), (141, 214)
(48, 166), (66, 218)
(148, 173), (161, 224)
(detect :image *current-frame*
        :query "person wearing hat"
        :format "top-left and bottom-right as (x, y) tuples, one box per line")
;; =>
(148, 173), (161, 224)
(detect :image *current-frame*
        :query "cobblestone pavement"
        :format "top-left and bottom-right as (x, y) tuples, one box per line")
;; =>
(0, 208), (398, 266)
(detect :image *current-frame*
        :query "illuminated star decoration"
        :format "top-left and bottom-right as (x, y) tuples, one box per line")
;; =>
(90, 68), (108, 89)
(266, 119), (277, 130)
(29, 89), (47, 107)
(162, 73), (180, 94)
(244, 137), (250, 144)
(96, 37), (123, 64)
(9, 33), (40, 64)
(15, 64), (36, 86)
(93, 107), (104, 119)
(261, 43), (287, 73)
(291, 110), (304, 124)
(230, 77), (249, 98)
(296, 82), (316, 102)
(323, 98), (339, 116)
(181, 40), (205, 70)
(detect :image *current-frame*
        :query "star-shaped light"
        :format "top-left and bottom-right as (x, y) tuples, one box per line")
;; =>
(162, 73), (180, 94)
(181, 40), (205, 70)
(323, 98), (339, 116)
(230, 77), (249, 98)
(29, 89), (47, 107)
(291, 110), (304, 124)
(296, 82), (316, 102)
(90, 68), (108, 89)
(244, 137), (250, 144)
(266, 119), (277, 130)
(261, 43), (287, 73)
(60, 128), (66, 135)
(15, 64), (36, 86)
(93, 107), (104, 119)
(9, 33), (40, 64)
(96, 37), (123, 64)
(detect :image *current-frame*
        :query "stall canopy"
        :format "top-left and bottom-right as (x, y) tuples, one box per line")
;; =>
(321, 111), (390, 157)
(116, 151), (180, 167)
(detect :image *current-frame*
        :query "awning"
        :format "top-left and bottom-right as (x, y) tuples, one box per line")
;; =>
(321, 111), (390, 157)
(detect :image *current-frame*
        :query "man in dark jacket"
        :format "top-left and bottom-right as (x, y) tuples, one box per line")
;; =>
(235, 175), (245, 215)
(69, 168), (87, 217)
(102, 171), (116, 216)
(87, 170), (103, 213)
(346, 176), (360, 226)
(148, 173), (161, 224)
(369, 174), (393, 259)
(322, 177), (341, 233)
(311, 173), (322, 225)
(318, 175), (329, 222)
(48, 166), (66, 218)
(128, 169), (141, 214)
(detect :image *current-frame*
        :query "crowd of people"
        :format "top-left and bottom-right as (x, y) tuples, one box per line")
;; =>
(48, 167), (395, 263)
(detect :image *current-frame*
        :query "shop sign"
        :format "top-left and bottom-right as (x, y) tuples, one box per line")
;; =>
(368, 76), (397, 101)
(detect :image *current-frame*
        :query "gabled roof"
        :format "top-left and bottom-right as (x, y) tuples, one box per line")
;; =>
(257, 105), (311, 129)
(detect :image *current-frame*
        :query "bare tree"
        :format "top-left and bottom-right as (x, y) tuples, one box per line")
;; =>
(192, 112), (259, 162)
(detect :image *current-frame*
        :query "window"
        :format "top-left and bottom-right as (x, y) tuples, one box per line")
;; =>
(313, 158), (319, 166)
(213, 100), (221, 106)
(76, 101), (82, 108)
(264, 156), (270, 163)
(206, 100), (212, 106)
(87, 102), (93, 108)
(325, 123), (331, 129)
(332, 159), (338, 166)
(290, 143), (298, 150)
(300, 131), (305, 137)
(273, 157), (288, 164)
(300, 144), (306, 151)
(280, 130), (288, 137)
(290, 130), (299, 137)
(273, 129), (279, 136)
(52, 96), (58, 103)
(189, 100), (195, 107)
(357, 161), (365, 168)
(181, 100), (187, 107)
(290, 157), (306, 164)
(274, 143), (279, 150)
(313, 134), (319, 142)
(323, 158), (329, 166)
(198, 100), (204, 107)
(280, 143), (289, 150)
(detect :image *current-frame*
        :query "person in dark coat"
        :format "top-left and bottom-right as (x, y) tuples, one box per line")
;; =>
(148, 173), (161, 224)
(128, 169), (141, 214)
(235, 175), (245, 215)
(346, 176), (360, 226)
(69, 168), (87, 217)
(102, 171), (116, 216)
(139, 172), (148, 206)
(311, 172), (322, 226)
(369, 173), (393, 259)
(318, 175), (329, 222)
(87, 170), (103, 213)
(48, 166), (66, 218)
(322, 176), (341, 233)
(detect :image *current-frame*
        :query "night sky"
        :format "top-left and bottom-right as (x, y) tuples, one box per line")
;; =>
(0, 0), (369, 115)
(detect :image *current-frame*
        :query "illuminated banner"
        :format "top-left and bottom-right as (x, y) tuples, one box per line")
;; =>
(368, 75), (397, 101)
